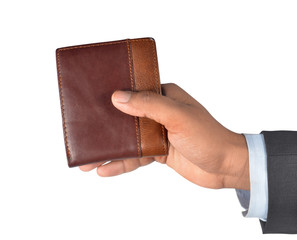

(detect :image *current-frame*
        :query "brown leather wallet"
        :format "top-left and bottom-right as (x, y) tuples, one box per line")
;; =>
(56, 38), (169, 167)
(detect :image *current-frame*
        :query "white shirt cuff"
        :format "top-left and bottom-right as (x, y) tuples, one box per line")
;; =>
(236, 134), (268, 221)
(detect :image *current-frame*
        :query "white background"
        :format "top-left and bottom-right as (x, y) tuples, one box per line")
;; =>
(1, 0), (296, 239)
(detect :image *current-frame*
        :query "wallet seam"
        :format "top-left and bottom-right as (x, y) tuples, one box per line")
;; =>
(126, 39), (141, 158)
(130, 38), (167, 155)
(150, 40), (167, 155)
(56, 49), (72, 161)
(57, 40), (130, 52)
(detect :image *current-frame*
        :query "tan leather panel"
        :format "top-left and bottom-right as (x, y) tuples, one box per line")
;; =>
(130, 38), (168, 156)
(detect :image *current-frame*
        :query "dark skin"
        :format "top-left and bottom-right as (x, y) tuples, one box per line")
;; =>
(80, 83), (250, 190)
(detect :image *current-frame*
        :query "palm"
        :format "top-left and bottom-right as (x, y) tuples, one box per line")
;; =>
(159, 143), (224, 189)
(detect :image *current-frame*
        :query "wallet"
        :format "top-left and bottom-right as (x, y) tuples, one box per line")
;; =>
(56, 38), (169, 167)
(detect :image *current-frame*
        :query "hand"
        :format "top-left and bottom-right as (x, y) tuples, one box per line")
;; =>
(79, 83), (250, 190)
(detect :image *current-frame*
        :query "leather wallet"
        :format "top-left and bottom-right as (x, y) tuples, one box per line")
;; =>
(56, 38), (169, 167)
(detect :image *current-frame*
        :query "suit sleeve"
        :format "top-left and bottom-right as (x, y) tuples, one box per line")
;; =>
(260, 131), (297, 234)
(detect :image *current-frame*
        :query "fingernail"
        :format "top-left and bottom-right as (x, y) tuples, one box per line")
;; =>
(113, 91), (132, 103)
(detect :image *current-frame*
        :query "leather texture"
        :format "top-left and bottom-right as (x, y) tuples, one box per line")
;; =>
(130, 39), (168, 157)
(56, 38), (168, 167)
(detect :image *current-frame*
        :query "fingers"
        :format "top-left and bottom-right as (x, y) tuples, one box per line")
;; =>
(79, 161), (109, 172)
(161, 83), (198, 106)
(111, 89), (189, 132)
(97, 157), (154, 177)
(79, 158), (154, 176)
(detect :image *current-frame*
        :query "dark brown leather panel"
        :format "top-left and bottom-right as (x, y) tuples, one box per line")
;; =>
(56, 40), (139, 167)
(130, 38), (168, 156)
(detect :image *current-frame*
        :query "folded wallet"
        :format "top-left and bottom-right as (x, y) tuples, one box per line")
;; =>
(56, 38), (169, 167)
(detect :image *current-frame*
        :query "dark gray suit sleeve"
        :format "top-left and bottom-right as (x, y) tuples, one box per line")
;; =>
(260, 131), (297, 234)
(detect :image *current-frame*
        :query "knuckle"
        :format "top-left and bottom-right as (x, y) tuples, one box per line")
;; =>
(168, 83), (178, 88)
(161, 83), (180, 96)
(164, 83), (178, 89)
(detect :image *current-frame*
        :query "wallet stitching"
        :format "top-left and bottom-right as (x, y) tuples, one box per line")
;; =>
(130, 39), (167, 155)
(150, 40), (167, 155)
(58, 40), (131, 52)
(56, 50), (72, 161)
(127, 39), (141, 158)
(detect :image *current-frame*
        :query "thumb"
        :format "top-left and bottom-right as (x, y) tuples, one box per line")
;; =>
(111, 90), (187, 131)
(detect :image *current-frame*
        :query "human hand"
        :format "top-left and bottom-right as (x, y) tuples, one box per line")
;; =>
(79, 83), (249, 190)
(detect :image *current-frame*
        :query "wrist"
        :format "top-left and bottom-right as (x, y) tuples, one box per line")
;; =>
(222, 133), (250, 190)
